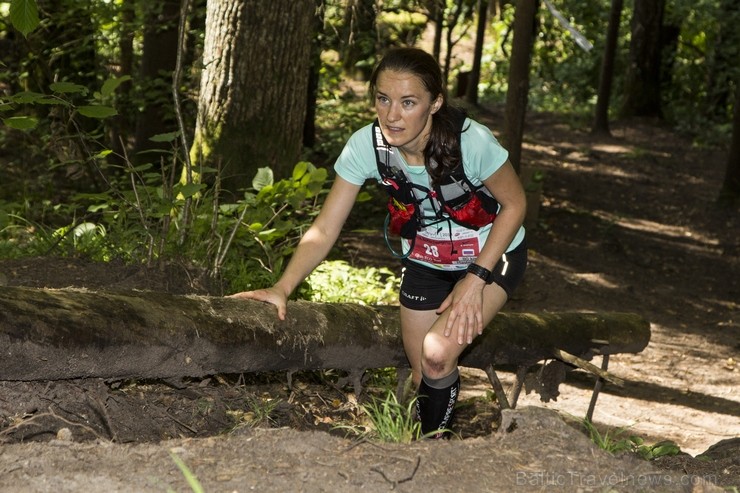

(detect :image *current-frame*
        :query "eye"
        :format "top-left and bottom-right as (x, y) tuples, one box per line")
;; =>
(402, 100), (415, 108)
(376, 95), (389, 105)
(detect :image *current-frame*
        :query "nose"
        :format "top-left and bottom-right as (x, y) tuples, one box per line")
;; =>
(386, 102), (401, 123)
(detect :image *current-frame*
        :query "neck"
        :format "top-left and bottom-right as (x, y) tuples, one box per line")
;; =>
(400, 147), (425, 166)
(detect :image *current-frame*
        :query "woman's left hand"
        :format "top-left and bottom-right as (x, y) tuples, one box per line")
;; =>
(436, 274), (487, 345)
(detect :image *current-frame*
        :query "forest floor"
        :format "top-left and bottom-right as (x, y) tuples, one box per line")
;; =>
(0, 108), (739, 492)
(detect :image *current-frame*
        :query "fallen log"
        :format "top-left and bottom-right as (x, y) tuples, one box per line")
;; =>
(0, 286), (650, 383)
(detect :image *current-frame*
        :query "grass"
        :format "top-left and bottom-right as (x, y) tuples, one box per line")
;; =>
(168, 451), (205, 493)
(583, 418), (681, 460)
(335, 389), (422, 443)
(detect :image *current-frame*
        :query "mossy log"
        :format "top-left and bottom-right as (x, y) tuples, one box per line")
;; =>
(0, 286), (650, 381)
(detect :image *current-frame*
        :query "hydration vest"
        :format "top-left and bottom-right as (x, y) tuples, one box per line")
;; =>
(372, 110), (499, 257)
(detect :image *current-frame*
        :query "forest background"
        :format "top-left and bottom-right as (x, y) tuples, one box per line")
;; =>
(1, 0), (738, 293)
(1, 1), (739, 490)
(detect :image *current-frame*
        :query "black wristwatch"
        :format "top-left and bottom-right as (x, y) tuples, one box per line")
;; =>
(466, 262), (491, 282)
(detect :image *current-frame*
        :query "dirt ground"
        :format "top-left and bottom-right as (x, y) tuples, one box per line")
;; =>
(0, 110), (738, 492)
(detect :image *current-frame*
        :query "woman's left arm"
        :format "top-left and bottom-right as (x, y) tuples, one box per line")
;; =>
(438, 160), (527, 343)
(468, 159), (527, 272)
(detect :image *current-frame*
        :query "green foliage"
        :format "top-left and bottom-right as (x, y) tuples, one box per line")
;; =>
(9, 0), (39, 37)
(302, 260), (400, 306)
(1, 84), (101, 131)
(583, 419), (682, 460)
(227, 395), (282, 430)
(336, 390), (423, 443)
(222, 162), (329, 292)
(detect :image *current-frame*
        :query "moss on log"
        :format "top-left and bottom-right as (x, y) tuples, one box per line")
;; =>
(0, 286), (650, 381)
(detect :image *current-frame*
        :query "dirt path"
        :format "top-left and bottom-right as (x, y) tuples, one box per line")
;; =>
(0, 112), (738, 491)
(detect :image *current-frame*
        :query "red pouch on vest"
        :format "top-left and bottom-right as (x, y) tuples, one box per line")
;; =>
(387, 199), (417, 238)
(444, 192), (496, 227)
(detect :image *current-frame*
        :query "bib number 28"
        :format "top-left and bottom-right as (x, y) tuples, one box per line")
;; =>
(423, 243), (439, 258)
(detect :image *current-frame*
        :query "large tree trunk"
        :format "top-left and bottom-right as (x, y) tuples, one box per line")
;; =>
(502, 0), (538, 174)
(0, 286), (650, 382)
(620, 0), (665, 118)
(719, 82), (740, 206)
(591, 0), (623, 136)
(464, 0), (489, 106)
(190, 0), (315, 195)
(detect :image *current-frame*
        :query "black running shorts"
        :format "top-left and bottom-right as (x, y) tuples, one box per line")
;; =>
(399, 240), (527, 310)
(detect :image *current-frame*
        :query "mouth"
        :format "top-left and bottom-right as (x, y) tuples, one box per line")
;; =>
(383, 124), (404, 135)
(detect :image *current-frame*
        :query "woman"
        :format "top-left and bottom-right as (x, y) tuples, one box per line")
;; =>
(229, 47), (527, 438)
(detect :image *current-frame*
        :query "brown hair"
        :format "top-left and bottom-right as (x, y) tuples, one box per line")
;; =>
(369, 47), (466, 185)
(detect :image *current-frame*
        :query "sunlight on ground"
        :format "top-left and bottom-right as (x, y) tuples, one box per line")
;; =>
(567, 272), (622, 289)
(591, 210), (721, 249)
(459, 323), (740, 457)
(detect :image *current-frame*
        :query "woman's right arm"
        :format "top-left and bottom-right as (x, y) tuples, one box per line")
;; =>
(228, 176), (362, 320)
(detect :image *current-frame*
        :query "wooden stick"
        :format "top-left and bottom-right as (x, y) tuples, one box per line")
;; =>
(484, 364), (510, 410)
(586, 354), (610, 422)
(553, 348), (624, 387)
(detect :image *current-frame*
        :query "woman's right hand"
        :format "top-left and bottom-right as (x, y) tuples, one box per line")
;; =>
(227, 286), (288, 320)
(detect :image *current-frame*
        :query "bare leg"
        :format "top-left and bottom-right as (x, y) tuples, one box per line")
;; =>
(402, 282), (509, 437)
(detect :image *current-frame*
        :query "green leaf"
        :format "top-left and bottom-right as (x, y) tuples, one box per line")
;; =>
(149, 131), (180, 143)
(10, 91), (44, 104)
(10, 0), (40, 38)
(100, 75), (132, 98)
(176, 183), (205, 199)
(86, 204), (109, 213)
(292, 161), (311, 181)
(93, 149), (113, 159)
(36, 97), (70, 106)
(50, 82), (87, 95)
(252, 167), (274, 191)
(3, 116), (38, 130)
(356, 191), (373, 202)
(78, 105), (118, 118)
(649, 441), (681, 458)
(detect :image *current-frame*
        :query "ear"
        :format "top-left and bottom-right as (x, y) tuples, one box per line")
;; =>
(431, 94), (443, 114)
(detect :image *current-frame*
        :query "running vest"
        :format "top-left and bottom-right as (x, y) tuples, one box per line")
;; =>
(372, 110), (499, 256)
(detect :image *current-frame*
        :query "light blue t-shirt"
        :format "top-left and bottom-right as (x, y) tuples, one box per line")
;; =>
(334, 117), (525, 269)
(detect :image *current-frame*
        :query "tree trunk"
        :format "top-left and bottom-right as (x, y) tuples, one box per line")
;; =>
(503, 0), (538, 174)
(191, 0), (315, 194)
(109, 0), (136, 165)
(0, 286), (650, 381)
(303, 1), (325, 149)
(620, 0), (665, 118)
(431, 0), (444, 63)
(719, 82), (740, 206)
(465, 0), (489, 106)
(591, 0), (623, 136)
(132, 0), (181, 163)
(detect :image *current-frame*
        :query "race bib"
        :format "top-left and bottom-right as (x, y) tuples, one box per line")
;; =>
(407, 224), (482, 269)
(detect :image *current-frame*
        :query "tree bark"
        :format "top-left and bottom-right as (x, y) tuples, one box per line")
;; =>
(133, 0), (181, 162)
(591, 0), (623, 136)
(620, 0), (665, 118)
(465, 0), (489, 106)
(503, 0), (538, 174)
(719, 82), (740, 206)
(0, 286), (650, 382)
(190, 0), (315, 194)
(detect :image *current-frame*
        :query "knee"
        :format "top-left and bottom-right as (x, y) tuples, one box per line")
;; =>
(420, 333), (454, 378)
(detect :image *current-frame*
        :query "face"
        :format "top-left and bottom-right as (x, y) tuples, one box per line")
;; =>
(374, 70), (443, 156)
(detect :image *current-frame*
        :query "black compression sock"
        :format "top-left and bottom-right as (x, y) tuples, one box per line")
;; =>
(415, 369), (461, 438)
